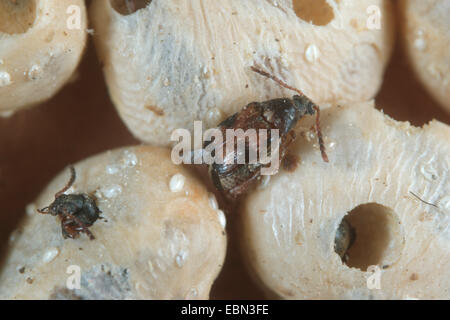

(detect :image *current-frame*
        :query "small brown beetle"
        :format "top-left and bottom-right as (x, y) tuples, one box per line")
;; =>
(205, 65), (328, 200)
(334, 219), (356, 262)
(38, 166), (101, 240)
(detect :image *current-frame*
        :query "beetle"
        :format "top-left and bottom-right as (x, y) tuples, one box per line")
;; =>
(334, 219), (356, 262)
(205, 65), (328, 200)
(38, 166), (101, 240)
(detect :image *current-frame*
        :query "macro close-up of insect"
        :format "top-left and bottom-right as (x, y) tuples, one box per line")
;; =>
(0, 0), (449, 303)
(37, 166), (102, 241)
(206, 65), (329, 200)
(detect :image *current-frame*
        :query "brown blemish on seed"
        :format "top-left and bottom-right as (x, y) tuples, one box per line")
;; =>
(279, 288), (295, 297)
(49, 288), (83, 300)
(145, 105), (165, 116)
(26, 277), (34, 284)
(295, 232), (304, 245)
(293, 0), (334, 26)
(419, 211), (433, 222)
(282, 153), (299, 172)
(410, 273), (419, 281)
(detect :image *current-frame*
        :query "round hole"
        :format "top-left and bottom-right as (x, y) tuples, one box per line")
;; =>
(110, 0), (152, 15)
(0, 0), (37, 35)
(292, 0), (334, 26)
(335, 203), (404, 271)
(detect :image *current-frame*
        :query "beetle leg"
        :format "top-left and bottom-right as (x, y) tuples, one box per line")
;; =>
(280, 130), (296, 155)
(62, 209), (96, 240)
(228, 171), (261, 199)
(55, 166), (76, 198)
(61, 218), (79, 239)
(313, 106), (329, 163)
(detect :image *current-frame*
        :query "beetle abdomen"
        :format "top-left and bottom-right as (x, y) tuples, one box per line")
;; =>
(207, 97), (312, 199)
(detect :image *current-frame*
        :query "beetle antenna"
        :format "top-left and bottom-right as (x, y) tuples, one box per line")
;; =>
(251, 65), (305, 96)
(55, 166), (76, 198)
(313, 106), (329, 163)
(37, 206), (49, 214)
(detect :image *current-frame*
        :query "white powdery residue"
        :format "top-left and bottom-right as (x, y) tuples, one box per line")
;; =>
(147, 260), (155, 274)
(305, 130), (316, 142)
(42, 247), (60, 264)
(427, 63), (443, 81)
(28, 64), (43, 80)
(217, 210), (226, 229)
(106, 164), (120, 175)
(94, 189), (104, 199)
(169, 174), (185, 192)
(413, 30), (427, 51)
(102, 184), (122, 198)
(0, 71), (11, 87)
(202, 66), (210, 78)
(122, 150), (138, 168)
(155, 257), (167, 272)
(420, 162), (439, 181)
(175, 250), (188, 268)
(438, 196), (450, 212)
(9, 230), (19, 243)
(0, 110), (14, 118)
(204, 108), (223, 126)
(208, 193), (218, 210)
(193, 75), (200, 84)
(414, 38), (426, 51)
(26, 203), (37, 216)
(305, 44), (320, 63)
(187, 288), (198, 299)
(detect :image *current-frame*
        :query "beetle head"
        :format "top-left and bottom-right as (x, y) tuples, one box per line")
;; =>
(292, 95), (315, 116)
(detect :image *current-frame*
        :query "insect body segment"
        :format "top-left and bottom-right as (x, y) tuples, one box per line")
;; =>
(207, 66), (328, 200)
(208, 96), (317, 199)
(38, 166), (101, 240)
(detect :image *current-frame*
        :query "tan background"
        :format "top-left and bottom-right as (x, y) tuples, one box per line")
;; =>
(0, 18), (449, 299)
